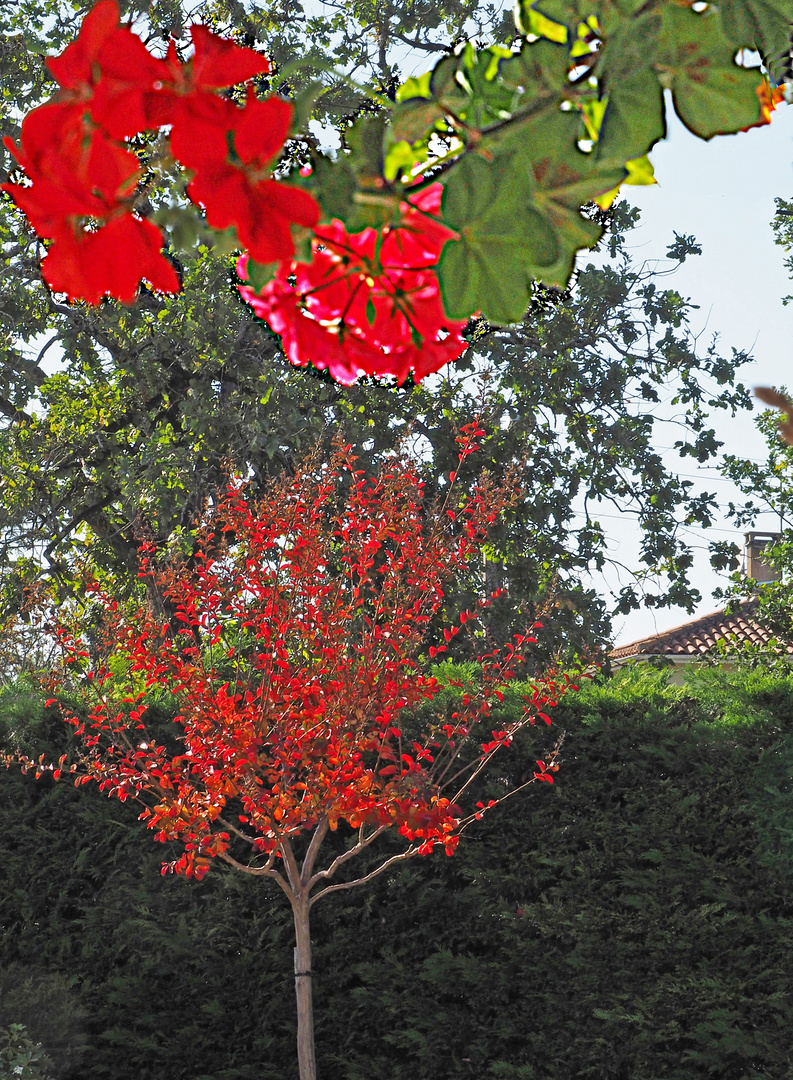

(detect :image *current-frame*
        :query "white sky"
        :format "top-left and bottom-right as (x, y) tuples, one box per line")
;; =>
(601, 102), (793, 646)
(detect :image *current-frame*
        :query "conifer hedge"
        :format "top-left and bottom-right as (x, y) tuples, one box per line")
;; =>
(2, 665), (793, 1079)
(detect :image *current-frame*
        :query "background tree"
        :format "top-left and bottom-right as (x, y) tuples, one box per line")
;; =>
(27, 435), (570, 1080)
(0, 155), (755, 661)
(0, 0), (783, 662)
(715, 398), (793, 643)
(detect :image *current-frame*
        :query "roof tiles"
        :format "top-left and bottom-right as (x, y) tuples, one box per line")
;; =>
(610, 599), (793, 660)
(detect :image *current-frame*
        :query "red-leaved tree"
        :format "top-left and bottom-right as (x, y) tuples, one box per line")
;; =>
(30, 429), (575, 1080)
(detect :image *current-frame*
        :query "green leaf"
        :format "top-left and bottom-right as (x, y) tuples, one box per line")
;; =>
(595, 11), (665, 162)
(513, 0), (569, 43)
(623, 155), (655, 186)
(312, 156), (358, 220)
(439, 152), (561, 322)
(292, 80), (326, 132)
(719, 0), (793, 83)
(657, 5), (766, 139)
(438, 232), (532, 324)
(440, 153), (497, 225)
(448, 45), (519, 128)
(383, 140), (422, 182)
(437, 97), (624, 317)
(346, 115), (388, 179)
(396, 71), (433, 102)
(597, 65), (666, 164)
(429, 54), (460, 100)
(595, 154), (656, 210)
(240, 259), (275, 294)
(612, 0), (652, 14)
(499, 38), (572, 98)
(390, 98), (447, 145)
(510, 111), (623, 282)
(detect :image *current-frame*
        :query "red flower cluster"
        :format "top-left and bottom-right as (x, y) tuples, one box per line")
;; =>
(237, 183), (469, 385)
(4, 1), (467, 384)
(2, 0), (318, 303)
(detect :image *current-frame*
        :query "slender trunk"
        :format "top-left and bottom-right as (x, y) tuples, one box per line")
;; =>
(292, 894), (316, 1080)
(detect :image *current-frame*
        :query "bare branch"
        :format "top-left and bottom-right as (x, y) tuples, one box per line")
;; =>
(218, 849), (291, 897)
(391, 30), (450, 53)
(310, 844), (419, 906)
(455, 736), (565, 832)
(215, 815), (259, 845)
(300, 816), (330, 886)
(34, 333), (62, 370)
(306, 824), (388, 890)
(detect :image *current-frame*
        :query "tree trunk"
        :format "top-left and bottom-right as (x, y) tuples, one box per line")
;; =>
(292, 895), (317, 1080)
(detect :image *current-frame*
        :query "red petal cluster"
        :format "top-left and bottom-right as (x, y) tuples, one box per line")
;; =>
(2, 0), (317, 303)
(237, 184), (468, 385)
(171, 91), (319, 264)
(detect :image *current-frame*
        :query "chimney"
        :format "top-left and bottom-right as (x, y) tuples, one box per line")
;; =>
(743, 532), (781, 583)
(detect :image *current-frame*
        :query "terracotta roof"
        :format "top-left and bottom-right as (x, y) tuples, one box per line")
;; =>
(611, 599), (793, 660)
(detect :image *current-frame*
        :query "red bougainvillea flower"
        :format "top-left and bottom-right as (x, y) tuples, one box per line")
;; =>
(3, 97), (178, 303)
(4, 105), (140, 236)
(237, 183), (468, 384)
(45, 0), (173, 140)
(170, 91), (320, 263)
(41, 216), (180, 304)
(3, 101), (178, 303)
(143, 22), (272, 129)
(3, 0), (275, 303)
(44, 1), (270, 138)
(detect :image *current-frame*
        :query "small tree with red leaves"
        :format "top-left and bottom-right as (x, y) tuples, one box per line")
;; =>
(33, 428), (573, 1080)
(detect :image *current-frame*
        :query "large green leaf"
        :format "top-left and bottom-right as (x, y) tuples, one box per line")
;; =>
(511, 111), (624, 283)
(312, 156), (358, 220)
(437, 107), (622, 320)
(446, 43), (519, 129)
(438, 152), (560, 322)
(390, 97), (447, 144)
(719, 0), (793, 83)
(595, 11), (666, 162)
(596, 66), (666, 164)
(513, 0), (569, 42)
(657, 5), (765, 138)
(438, 231), (531, 324)
(498, 38), (571, 98)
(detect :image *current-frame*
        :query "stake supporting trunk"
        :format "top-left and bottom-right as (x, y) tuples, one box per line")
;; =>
(292, 895), (316, 1080)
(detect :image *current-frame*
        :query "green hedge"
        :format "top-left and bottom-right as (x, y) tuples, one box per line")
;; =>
(2, 665), (793, 1079)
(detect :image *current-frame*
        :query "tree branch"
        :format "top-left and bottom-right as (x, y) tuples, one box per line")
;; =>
(306, 824), (388, 890)
(310, 844), (418, 905)
(218, 849), (291, 897)
(300, 816), (330, 887)
(391, 30), (449, 53)
(280, 837), (304, 896)
(0, 395), (32, 423)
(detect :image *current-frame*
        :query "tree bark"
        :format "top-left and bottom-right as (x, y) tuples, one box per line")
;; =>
(292, 894), (317, 1080)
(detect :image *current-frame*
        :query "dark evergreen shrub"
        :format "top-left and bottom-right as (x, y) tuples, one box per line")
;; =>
(2, 667), (793, 1079)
